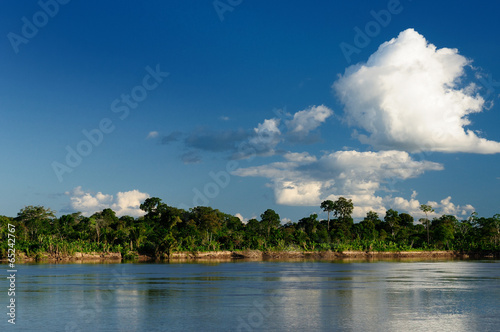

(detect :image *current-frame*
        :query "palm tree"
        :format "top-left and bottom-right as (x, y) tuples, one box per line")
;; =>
(420, 204), (434, 245)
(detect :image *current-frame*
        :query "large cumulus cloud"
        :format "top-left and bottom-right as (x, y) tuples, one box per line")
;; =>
(334, 28), (500, 154)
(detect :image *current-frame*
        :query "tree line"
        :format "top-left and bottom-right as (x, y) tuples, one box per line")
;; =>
(1, 197), (499, 259)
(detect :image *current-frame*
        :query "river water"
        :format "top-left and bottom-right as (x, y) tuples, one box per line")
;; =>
(1, 259), (500, 331)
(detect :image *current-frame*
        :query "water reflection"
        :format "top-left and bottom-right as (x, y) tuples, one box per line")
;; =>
(1, 260), (500, 331)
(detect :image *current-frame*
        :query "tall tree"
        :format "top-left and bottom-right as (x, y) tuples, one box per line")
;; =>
(260, 209), (281, 238)
(420, 204), (434, 245)
(320, 200), (335, 230)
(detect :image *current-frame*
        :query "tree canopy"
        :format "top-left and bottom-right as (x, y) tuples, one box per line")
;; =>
(1, 197), (499, 260)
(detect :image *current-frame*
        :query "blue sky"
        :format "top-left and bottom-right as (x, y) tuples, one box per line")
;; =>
(1, 0), (499, 222)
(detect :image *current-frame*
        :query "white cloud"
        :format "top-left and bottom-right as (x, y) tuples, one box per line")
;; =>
(411, 190), (418, 200)
(283, 151), (317, 162)
(66, 186), (150, 217)
(275, 180), (325, 206)
(354, 191), (475, 220)
(436, 196), (475, 217)
(147, 131), (159, 139)
(233, 150), (447, 217)
(241, 118), (282, 158)
(333, 28), (500, 154)
(253, 118), (281, 142)
(114, 190), (151, 217)
(286, 105), (333, 138)
(235, 213), (258, 223)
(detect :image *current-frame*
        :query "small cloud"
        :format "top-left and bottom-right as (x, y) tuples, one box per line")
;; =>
(249, 118), (282, 153)
(219, 116), (230, 121)
(235, 213), (247, 223)
(147, 131), (159, 139)
(411, 190), (418, 200)
(286, 105), (333, 140)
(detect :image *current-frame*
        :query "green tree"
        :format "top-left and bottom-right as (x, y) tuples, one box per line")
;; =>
(454, 218), (473, 249)
(190, 206), (223, 243)
(16, 206), (56, 242)
(140, 197), (182, 257)
(477, 214), (500, 247)
(297, 214), (319, 241)
(330, 197), (354, 240)
(332, 197), (354, 221)
(492, 214), (500, 246)
(260, 209), (281, 239)
(384, 209), (401, 238)
(140, 197), (163, 221)
(320, 200), (335, 230)
(128, 219), (147, 251)
(357, 218), (377, 242)
(56, 213), (80, 240)
(432, 215), (456, 249)
(396, 213), (414, 244)
(365, 211), (381, 224)
(0, 215), (12, 235)
(420, 204), (434, 245)
(399, 213), (414, 228)
(0, 216), (14, 258)
(90, 208), (119, 244)
(358, 211), (380, 241)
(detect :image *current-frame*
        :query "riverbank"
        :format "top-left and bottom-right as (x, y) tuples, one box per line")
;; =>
(4, 249), (500, 263)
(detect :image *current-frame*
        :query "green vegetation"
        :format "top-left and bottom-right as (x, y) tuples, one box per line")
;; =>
(1, 198), (500, 260)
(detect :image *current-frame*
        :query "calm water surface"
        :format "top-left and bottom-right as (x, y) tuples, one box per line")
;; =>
(1, 259), (500, 331)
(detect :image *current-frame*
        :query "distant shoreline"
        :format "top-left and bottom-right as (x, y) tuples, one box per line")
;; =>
(3, 249), (499, 263)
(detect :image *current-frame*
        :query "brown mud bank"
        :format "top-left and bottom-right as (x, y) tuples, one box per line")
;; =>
(237, 250), (500, 260)
(162, 249), (500, 261)
(7, 250), (500, 263)
(11, 251), (124, 263)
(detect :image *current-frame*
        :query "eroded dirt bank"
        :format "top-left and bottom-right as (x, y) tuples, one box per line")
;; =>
(7, 249), (499, 263)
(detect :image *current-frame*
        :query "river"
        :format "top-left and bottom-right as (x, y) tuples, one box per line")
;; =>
(1, 259), (500, 331)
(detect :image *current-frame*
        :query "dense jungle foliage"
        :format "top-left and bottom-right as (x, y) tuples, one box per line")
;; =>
(1, 197), (499, 259)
